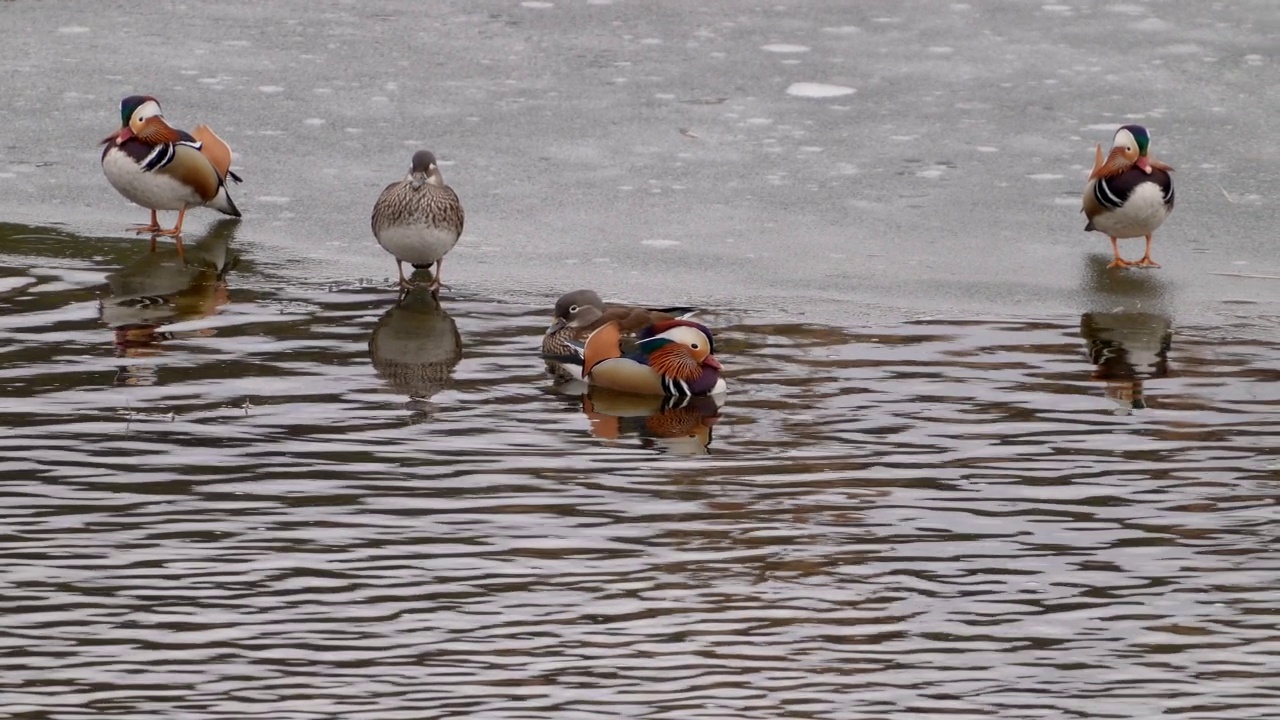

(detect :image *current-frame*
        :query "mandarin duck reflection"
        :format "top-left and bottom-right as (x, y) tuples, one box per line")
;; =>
(542, 289), (699, 380)
(100, 219), (239, 383)
(583, 391), (723, 455)
(1082, 124), (1175, 269)
(1080, 311), (1172, 413)
(100, 95), (242, 249)
(574, 318), (727, 397)
(371, 150), (465, 296)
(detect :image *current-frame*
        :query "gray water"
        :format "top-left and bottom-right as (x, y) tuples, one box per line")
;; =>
(2, 220), (1278, 718)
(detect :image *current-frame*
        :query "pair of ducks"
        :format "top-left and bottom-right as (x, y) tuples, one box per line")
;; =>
(100, 95), (462, 294)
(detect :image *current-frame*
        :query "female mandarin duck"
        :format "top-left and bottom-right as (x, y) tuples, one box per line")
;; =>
(1082, 124), (1175, 269)
(100, 95), (242, 245)
(371, 150), (465, 296)
(580, 318), (726, 397)
(542, 289), (699, 378)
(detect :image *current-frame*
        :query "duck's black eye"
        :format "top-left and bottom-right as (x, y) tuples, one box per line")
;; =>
(690, 343), (700, 350)
(568, 305), (579, 314)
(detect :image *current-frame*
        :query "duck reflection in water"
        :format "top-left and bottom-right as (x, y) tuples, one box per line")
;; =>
(1078, 254), (1173, 413)
(99, 218), (239, 384)
(580, 390), (723, 455)
(1080, 312), (1171, 413)
(368, 275), (463, 419)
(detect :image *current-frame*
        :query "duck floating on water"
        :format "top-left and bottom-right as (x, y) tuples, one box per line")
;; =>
(542, 289), (699, 380)
(575, 318), (727, 397)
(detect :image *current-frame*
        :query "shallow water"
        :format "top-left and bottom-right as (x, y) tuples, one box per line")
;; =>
(2, 222), (1278, 718)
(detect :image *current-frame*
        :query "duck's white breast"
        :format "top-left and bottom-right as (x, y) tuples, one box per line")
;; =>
(374, 225), (460, 265)
(102, 147), (203, 211)
(1091, 183), (1171, 239)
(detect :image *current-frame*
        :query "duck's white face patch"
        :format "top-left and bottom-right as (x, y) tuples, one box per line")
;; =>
(129, 99), (163, 125)
(1112, 128), (1137, 153)
(658, 326), (712, 360)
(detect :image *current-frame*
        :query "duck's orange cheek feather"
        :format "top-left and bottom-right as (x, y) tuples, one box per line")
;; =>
(134, 118), (181, 144)
(647, 345), (702, 381)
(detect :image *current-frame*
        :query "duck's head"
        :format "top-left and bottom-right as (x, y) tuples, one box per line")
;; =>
(409, 150), (445, 186)
(643, 319), (722, 372)
(103, 95), (177, 145)
(546, 289), (606, 336)
(1113, 124), (1152, 174)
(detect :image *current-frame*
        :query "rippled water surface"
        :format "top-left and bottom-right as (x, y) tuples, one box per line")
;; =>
(2, 222), (1279, 719)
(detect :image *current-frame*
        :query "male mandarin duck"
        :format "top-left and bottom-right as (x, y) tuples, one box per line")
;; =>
(371, 150), (465, 296)
(541, 289), (699, 378)
(100, 95), (242, 246)
(579, 318), (726, 397)
(1082, 124), (1175, 269)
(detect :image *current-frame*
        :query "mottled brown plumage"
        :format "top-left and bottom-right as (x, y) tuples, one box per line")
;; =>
(371, 150), (465, 295)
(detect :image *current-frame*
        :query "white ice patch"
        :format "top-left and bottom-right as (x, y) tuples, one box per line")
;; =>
(303, 118), (326, 126)
(821, 26), (861, 34)
(256, 196), (292, 204)
(762, 44), (810, 53)
(976, 146), (999, 152)
(786, 82), (856, 98)
(1131, 18), (1170, 31)
(57, 26), (90, 34)
(258, 86), (285, 93)
(520, 1), (554, 7)
(0, 277), (36, 293)
(642, 239), (681, 248)
(1027, 173), (1064, 180)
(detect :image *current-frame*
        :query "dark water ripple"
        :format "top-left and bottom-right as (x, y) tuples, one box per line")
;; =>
(1, 225), (1278, 719)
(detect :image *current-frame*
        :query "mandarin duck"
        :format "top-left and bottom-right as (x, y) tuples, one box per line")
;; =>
(1082, 124), (1175, 269)
(542, 289), (699, 380)
(100, 96), (242, 248)
(571, 318), (726, 397)
(371, 150), (465, 296)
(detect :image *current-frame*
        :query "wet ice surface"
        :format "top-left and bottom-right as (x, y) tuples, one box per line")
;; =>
(3, 223), (1280, 718)
(3, 0), (1278, 324)
(3, 0), (1280, 717)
